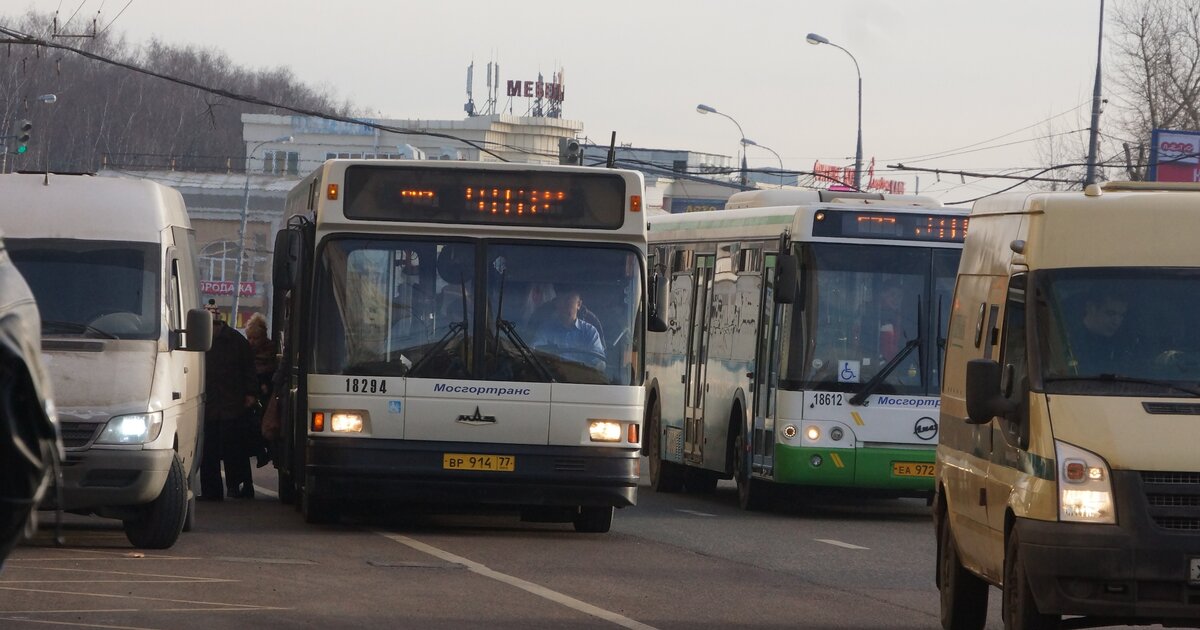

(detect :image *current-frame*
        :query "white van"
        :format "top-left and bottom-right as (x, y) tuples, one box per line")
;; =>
(936, 181), (1200, 629)
(0, 173), (211, 549)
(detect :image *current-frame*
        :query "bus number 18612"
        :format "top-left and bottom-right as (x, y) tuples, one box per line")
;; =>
(812, 392), (844, 406)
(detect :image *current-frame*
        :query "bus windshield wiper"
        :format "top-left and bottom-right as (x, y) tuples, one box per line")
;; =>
(492, 268), (554, 381)
(849, 336), (919, 406)
(406, 321), (468, 377)
(1044, 374), (1200, 397)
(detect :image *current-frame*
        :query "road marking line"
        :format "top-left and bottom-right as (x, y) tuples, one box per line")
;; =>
(0, 615), (154, 629)
(815, 538), (869, 550)
(378, 532), (658, 630)
(0, 585), (288, 611)
(0, 566), (231, 582)
(674, 509), (717, 517)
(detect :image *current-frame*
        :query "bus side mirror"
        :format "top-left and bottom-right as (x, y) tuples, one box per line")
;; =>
(178, 308), (212, 352)
(273, 229), (301, 291)
(648, 271), (668, 333)
(965, 359), (1015, 424)
(775, 253), (798, 305)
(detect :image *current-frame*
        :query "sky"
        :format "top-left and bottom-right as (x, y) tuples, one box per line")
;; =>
(9, 0), (1115, 205)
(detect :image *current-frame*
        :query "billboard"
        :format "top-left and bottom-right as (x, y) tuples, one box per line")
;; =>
(1148, 129), (1200, 182)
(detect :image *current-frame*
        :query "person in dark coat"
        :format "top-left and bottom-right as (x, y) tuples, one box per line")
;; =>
(244, 312), (276, 467)
(200, 304), (258, 500)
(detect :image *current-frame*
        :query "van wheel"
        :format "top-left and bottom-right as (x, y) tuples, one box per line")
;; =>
(647, 400), (684, 492)
(182, 494), (196, 532)
(573, 506), (613, 533)
(938, 515), (987, 630)
(1003, 528), (1059, 630)
(301, 488), (339, 525)
(123, 456), (187, 549)
(735, 428), (769, 510)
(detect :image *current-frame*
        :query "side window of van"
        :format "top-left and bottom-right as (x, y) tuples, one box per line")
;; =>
(998, 273), (1029, 448)
(169, 259), (183, 331)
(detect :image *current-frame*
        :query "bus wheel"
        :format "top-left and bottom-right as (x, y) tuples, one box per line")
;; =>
(1003, 528), (1058, 630)
(301, 489), (340, 525)
(573, 506), (613, 533)
(123, 455), (187, 549)
(647, 400), (684, 493)
(735, 428), (769, 510)
(938, 514), (987, 630)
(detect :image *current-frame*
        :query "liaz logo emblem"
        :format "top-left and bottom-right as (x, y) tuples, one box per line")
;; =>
(457, 406), (497, 425)
(914, 416), (938, 441)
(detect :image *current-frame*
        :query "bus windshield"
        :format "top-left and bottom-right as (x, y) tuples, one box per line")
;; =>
(1037, 268), (1200, 396)
(6, 238), (161, 340)
(787, 243), (959, 396)
(312, 238), (643, 385)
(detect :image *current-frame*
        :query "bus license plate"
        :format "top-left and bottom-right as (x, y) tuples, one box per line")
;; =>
(892, 461), (935, 477)
(443, 453), (515, 472)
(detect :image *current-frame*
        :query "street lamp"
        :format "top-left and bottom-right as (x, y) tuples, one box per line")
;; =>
(741, 138), (785, 188)
(806, 32), (863, 191)
(231, 134), (293, 326)
(37, 94), (56, 184)
(696, 103), (748, 186)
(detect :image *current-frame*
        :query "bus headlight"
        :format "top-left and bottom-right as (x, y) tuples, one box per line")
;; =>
(1056, 440), (1115, 524)
(588, 420), (623, 442)
(96, 411), (163, 444)
(805, 426), (821, 442)
(330, 412), (364, 433)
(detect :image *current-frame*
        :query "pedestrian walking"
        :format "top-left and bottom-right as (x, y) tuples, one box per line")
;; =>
(245, 312), (276, 468)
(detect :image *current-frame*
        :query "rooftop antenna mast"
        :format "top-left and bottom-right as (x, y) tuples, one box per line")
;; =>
(463, 61), (476, 116)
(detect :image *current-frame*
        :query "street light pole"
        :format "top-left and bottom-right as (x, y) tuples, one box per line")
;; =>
(230, 135), (292, 326)
(696, 103), (748, 186)
(806, 32), (863, 191)
(742, 138), (785, 188)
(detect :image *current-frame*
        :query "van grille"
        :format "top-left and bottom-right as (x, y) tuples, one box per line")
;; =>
(1141, 471), (1200, 531)
(1142, 402), (1200, 415)
(58, 421), (101, 448)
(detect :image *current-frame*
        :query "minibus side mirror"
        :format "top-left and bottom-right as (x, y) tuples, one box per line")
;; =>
(647, 271), (668, 333)
(179, 308), (212, 352)
(965, 358), (1015, 424)
(775, 253), (798, 305)
(273, 229), (301, 292)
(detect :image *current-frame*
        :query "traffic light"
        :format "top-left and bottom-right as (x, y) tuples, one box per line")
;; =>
(15, 120), (31, 154)
(558, 137), (581, 165)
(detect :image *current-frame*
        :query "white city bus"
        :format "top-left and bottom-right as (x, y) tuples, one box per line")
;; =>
(644, 190), (967, 509)
(271, 160), (657, 532)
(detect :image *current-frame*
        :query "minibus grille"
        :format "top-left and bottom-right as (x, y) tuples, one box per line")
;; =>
(1141, 471), (1200, 531)
(58, 421), (101, 449)
(1142, 402), (1200, 415)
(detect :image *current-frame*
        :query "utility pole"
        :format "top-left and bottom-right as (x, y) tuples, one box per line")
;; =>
(1084, 0), (1105, 185)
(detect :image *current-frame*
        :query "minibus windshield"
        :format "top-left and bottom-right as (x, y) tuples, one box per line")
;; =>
(1037, 268), (1200, 396)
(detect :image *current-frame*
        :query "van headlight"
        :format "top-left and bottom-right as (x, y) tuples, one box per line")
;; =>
(96, 411), (163, 445)
(1055, 440), (1115, 524)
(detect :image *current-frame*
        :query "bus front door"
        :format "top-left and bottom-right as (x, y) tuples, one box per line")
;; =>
(751, 255), (780, 475)
(683, 255), (714, 463)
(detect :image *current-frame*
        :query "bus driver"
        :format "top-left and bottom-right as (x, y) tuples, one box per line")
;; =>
(531, 288), (606, 370)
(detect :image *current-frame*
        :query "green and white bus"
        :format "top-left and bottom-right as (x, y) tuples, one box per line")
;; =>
(644, 190), (967, 509)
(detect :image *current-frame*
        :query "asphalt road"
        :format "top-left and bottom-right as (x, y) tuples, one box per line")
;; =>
(0, 463), (1155, 629)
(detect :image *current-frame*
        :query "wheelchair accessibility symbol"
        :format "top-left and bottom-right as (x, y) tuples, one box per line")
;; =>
(838, 360), (861, 384)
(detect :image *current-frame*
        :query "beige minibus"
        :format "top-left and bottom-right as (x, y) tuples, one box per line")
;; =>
(935, 182), (1200, 629)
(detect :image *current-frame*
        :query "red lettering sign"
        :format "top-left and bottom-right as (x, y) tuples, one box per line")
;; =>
(1160, 141), (1197, 153)
(200, 281), (257, 297)
(506, 80), (521, 97)
(524, 81), (534, 97)
(504, 79), (566, 102)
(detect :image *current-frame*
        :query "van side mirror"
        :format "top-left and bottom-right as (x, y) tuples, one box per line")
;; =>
(273, 229), (302, 291)
(178, 308), (212, 352)
(965, 359), (1015, 424)
(647, 271), (668, 333)
(775, 253), (798, 305)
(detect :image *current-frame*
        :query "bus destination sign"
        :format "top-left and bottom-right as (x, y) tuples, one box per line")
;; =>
(812, 210), (968, 243)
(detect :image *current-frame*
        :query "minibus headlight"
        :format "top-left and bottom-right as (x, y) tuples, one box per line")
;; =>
(97, 411), (163, 445)
(588, 420), (622, 442)
(1055, 440), (1115, 524)
(330, 412), (364, 433)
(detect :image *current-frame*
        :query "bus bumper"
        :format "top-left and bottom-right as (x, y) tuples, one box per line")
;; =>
(773, 444), (935, 492)
(1014, 472), (1200, 623)
(305, 438), (639, 508)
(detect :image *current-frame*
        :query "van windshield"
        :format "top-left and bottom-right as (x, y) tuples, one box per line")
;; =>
(1037, 268), (1200, 396)
(6, 238), (161, 340)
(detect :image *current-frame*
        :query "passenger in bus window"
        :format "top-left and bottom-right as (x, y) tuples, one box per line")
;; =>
(1069, 292), (1131, 373)
(531, 288), (606, 370)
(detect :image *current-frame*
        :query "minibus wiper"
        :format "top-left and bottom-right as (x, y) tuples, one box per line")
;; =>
(849, 336), (920, 406)
(41, 320), (118, 340)
(1044, 374), (1200, 397)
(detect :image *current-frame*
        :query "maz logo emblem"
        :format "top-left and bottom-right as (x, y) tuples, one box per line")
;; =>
(457, 407), (497, 425)
(914, 416), (939, 441)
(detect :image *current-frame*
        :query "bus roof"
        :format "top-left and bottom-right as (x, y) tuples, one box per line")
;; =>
(724, 188), (943, 210)
(0, 173), (189, 242)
